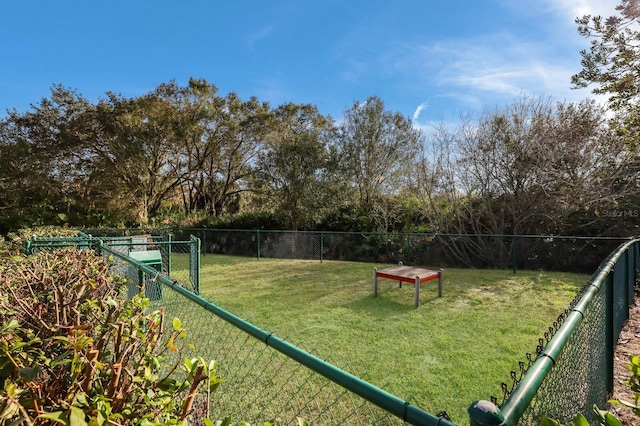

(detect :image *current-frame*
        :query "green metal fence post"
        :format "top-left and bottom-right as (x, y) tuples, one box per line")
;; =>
(256, 229), (261, 260)
(167, 233), (172, 278)
(606, 270), (615, 395)
(511, 236), (517, 274)
(202, 229), (206, 257)
(320, 231), (324, 263)
(624, 250), (629, 314)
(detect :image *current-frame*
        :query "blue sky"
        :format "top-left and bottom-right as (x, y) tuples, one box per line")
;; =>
(1, 0), (619, 129)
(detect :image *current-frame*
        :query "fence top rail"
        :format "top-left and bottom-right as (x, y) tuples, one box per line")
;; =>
(175, 228), (634, 240)
(30, 235), (191, 244)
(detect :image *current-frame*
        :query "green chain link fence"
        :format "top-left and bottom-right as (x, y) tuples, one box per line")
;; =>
(28, 232), (200, 294)
(26, 230), (640, 424)
(27, 233), (454, 426)
(473, 238), (640, 426)
(163, 228), (626, 274)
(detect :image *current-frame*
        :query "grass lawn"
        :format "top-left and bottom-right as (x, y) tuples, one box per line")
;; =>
(171, 254), (586, 424)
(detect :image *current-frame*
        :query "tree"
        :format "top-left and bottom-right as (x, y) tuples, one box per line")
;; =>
(255, 103), (337, 230)
(337, 96), (423, 231)
(0, 86), (94, 231)
(89, 90), (185, 225)
(573, 0), (640, 138)
(417, 97), (627, 266)
(573, 0), (640, 231)
(159, 79), (270, 217)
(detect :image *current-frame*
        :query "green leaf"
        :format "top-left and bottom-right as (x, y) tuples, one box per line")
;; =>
(75, 392), (89, 407)
(540, 418), (562, 426)
(0, 319), (19, 333)
(19, 366), (39, 382)
(172, 318), (183, 331)
(69, 406), (88, 426)
(39, 411), (70, 425)
(573, 413), (590, 426)
(601, 412), (623, 426)
(215, 417), (232, 426)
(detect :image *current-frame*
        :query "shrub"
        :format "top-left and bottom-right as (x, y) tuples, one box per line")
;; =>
(0, 248), (220, 425)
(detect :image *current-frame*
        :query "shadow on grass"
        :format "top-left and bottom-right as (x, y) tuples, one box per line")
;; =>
(341, 290), (442, 317)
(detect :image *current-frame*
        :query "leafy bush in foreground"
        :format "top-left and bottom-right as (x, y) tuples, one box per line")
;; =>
(0, 248), (220, 425)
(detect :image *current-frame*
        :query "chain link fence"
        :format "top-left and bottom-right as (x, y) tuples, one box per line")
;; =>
(28, 233), (454, 426)
(485, 238), (640, 426)
(102, 242), (454, 426)
(29, 231), (200, 294)
(168, 229), (625, 274)
(27, 229), (640, 424)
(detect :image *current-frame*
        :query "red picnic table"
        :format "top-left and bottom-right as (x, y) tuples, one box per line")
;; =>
(373, 262), (443, 308)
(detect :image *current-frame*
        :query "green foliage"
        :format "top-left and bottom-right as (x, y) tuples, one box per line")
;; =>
(0, 226), (77, 256)
(0, 248), (220, 425)
(541, 405), (623, 426)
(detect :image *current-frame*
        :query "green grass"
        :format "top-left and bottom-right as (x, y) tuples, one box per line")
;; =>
(171, 254), (586, 424)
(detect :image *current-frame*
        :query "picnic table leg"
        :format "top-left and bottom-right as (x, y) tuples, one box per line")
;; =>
(373, 268), (378, 297)
(438, 268), (443, 297)
(414, 276), (420, 308)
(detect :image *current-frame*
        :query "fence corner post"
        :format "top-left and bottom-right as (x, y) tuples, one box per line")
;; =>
(468, 400), (505, 426)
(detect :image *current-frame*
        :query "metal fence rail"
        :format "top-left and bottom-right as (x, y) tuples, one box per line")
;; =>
(473, 238), (640, 426)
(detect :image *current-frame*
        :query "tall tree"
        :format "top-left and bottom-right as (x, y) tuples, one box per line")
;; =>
(89, 90), (184, 225)
(160, 79), (269, 217)
(337, 96), (423, 230)
(338, 96), (422, 204)
(0, 86), (93, 231)
(255, 103), (336, 230)
(573, 0), (640, 228)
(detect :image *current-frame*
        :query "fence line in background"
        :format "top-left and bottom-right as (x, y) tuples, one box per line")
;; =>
(82, 228), (629, 274)
(168, 228), (628, 274)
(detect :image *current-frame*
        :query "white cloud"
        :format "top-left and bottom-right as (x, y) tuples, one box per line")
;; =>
(412, 101), (428, 121)
(540, 0), (619, 22)
(420, 33), (567, 95)
(245, 25), (274, 48)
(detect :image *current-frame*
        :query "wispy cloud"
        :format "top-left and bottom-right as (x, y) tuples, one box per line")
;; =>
(412, 32), (579, 100)
(245, 25), (274, 49)
(539, 0), (619, 22)
(412, 101), (428, 121)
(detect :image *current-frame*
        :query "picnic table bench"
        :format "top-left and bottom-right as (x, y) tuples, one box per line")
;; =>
(373, 262), (443, 308)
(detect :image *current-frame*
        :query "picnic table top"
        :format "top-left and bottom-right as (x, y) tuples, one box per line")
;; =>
(376, 265), (441, 280)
